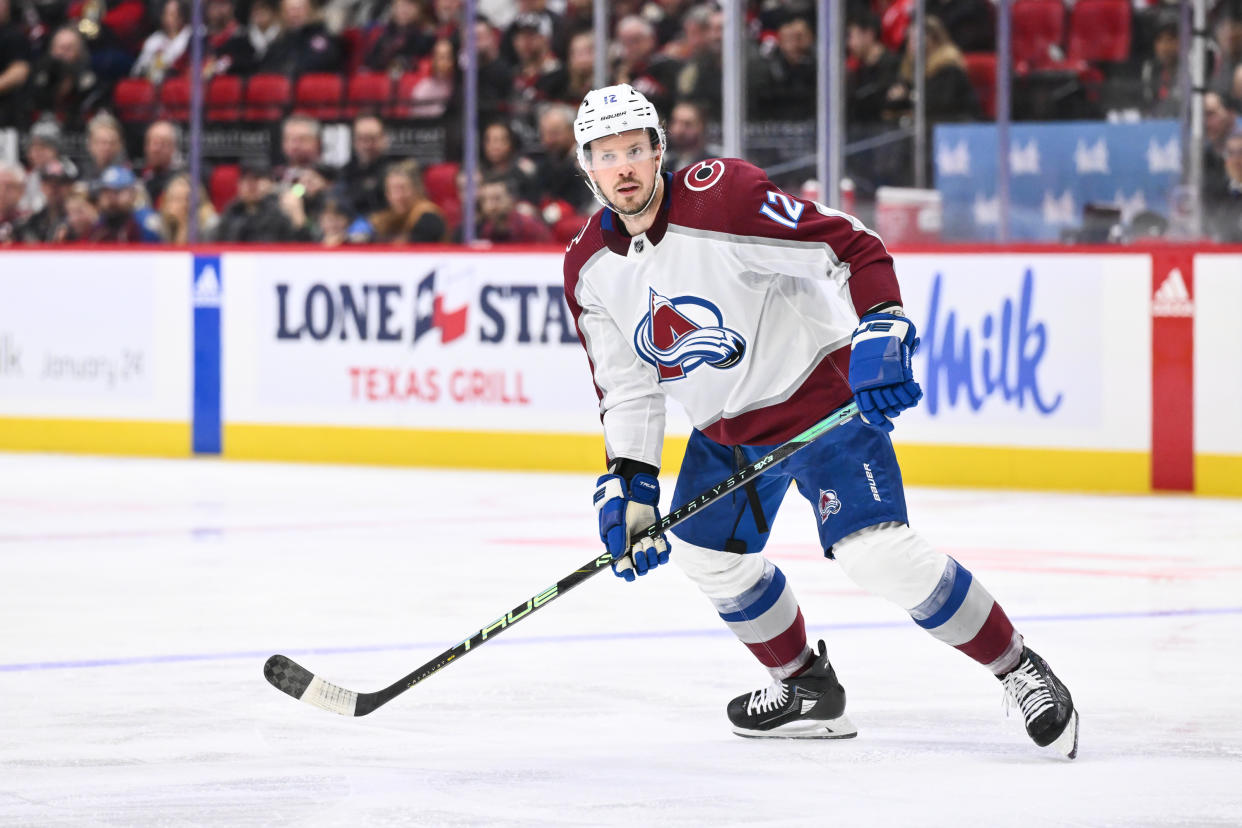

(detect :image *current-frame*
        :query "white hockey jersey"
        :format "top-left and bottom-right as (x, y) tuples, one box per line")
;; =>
(563, 158), (902, 468)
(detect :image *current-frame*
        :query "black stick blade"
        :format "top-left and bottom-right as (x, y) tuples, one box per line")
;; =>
(265, 654), (314, 698)
(264, 654), (361, 716)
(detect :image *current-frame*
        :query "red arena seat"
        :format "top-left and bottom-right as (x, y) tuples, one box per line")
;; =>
(1011, 0), (1066, 70)
(341, 26), (380, 75)
(1067, 0), (1132, 64)
(209, 163), (240, 212)
(294, 73), (344, 120)
(422, 161), (460, 206)
(346, 72), (392, 119)
(112, 77), (156, 123)
(243, 74), (292, 122)
(390, 64), (432, 118)
(963, 52), (998, 120)
(206, 75), (243, 122)
(158, 76), (191, 121)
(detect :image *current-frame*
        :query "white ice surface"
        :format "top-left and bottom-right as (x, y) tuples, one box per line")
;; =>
(1, 452), (1240, 827)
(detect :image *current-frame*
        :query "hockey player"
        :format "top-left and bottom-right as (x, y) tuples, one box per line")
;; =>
(564, 84), (1079, 757)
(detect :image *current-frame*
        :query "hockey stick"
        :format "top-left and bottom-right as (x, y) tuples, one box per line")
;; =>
(264, 400), (860, 716)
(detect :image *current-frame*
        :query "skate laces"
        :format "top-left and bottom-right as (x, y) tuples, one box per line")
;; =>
(746, 681), (790, 716)
(1001, 659), (1054, 725)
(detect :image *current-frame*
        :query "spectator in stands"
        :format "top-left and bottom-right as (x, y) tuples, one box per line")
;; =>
(1140, 13), (1181, 117)
(664, 100), (716, 172)
(29, 26), (106, 128)
(324, 0), (386, 33)
(80, 113), (130, 182)
(217, 158), (313, 241)
(140, 120), (185, 205)
(559, 0), (593, 36)
(20, 119), (66, 213)
(54, 185), (99, 243)
(887, 15), (981, 125)
(19, 159), (77, 242)
(473, 173), (551, 242)
(531, 103), (588, 212)
(558, 29), (596, 105)
(157, 173), (219, 242)
(318, 194), (374, 245)
(1203, 91), (1240, 205)
(675, 4), (724, 118)
(501, 1), (562, 67)
(511, 12), (566, 123)
(278, 114), (321, 189)
(90, 166), (162, 243)
(290, 161), (335, 227)
(370, 159), (446, 243)
(927, 0), (994, 53)
(613, 15), (681, 116)
(1211, 10), (1242, 99)
(408, 37), (459, 119)
(259, 0), (341, 76)
(754, 14), (817, 120)
(0, 0), (31, 129)
(343, 114), (389, 216)
(1208, 130), (1242, 242)
(364, 0), (435, 75)
(847, 11), (901, 125)
(663, 2), (711, 61)
(431, 0), (464, 43)
(195, 0), (256, 77)
(481, 119), (538, 204)
(473, 17), (515, 115)
(647, 0), (693, 48)
(131, 0), (191, 84)
(247, 0), (283, 64)
(0, 161), (25, 244)
(1229, 64), (1242, 110)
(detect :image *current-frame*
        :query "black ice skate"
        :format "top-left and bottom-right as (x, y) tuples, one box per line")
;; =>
(1000, 646), (1079, 759)
(727, 640), (857, 739)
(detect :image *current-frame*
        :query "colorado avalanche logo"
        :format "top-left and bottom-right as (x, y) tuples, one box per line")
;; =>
(818, 489), (841, 523)
(634, 288), (746, 381)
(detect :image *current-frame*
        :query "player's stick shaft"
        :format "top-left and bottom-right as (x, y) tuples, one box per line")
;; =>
(264, 401), (860, 716)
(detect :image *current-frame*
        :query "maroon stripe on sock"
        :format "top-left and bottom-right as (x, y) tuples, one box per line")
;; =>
(955, 602), (1016, 665)
(744, 608), (809, 668)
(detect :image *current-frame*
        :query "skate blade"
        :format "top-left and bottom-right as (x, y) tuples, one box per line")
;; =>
(733, 714), (858, 740)
(1048, 709), (1079, 759)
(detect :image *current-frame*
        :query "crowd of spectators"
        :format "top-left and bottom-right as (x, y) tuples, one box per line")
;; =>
(2, 0), (1242, 245)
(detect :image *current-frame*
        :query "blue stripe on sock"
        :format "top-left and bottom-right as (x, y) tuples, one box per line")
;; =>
(719, 566), (787, 623)
(914, 562), (974, 630)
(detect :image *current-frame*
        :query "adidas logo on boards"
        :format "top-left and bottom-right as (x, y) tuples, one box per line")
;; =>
(1153, 268), (1193, 317)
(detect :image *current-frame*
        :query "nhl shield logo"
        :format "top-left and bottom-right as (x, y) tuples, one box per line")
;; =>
(818, 489), (841, 523)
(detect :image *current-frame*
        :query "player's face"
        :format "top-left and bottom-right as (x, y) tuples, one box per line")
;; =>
(585, 129), (661, 216)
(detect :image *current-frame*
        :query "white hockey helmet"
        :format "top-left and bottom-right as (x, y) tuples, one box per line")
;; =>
(574, 84), (667, 208)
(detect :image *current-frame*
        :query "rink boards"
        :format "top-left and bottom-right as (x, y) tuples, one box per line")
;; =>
(0, 245), (1237, 496)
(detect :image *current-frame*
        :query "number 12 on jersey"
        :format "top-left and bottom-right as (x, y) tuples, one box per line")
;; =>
(759, 190), (805, 230)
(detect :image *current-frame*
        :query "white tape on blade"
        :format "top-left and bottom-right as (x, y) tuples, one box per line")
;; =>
(304, 675), (358, 716)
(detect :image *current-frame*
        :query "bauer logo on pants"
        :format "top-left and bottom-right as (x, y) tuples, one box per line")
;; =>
(818, 489), (842, 523)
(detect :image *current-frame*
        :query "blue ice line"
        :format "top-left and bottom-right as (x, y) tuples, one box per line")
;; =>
(3, 606), (1240, 674)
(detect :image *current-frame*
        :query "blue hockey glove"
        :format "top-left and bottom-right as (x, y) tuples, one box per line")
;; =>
(593, 472), (671, 582)
(849, 310), (923, 432)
